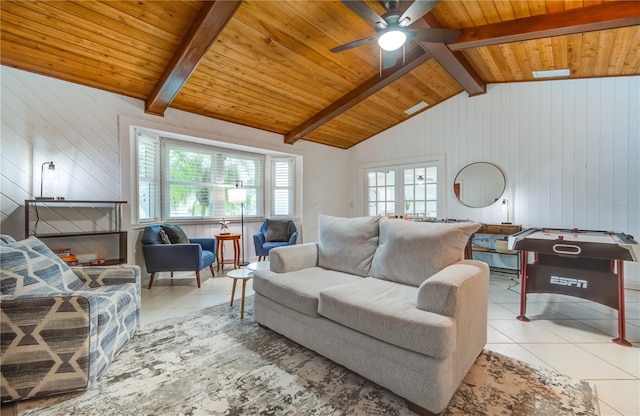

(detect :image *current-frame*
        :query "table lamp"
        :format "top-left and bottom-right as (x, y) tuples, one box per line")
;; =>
(36, 161), (56, 200)
(228, 181), (248, 266)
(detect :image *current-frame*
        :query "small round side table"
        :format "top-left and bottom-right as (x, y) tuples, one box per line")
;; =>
(215, 233), (241, 271)
(227, 268), (253, 319)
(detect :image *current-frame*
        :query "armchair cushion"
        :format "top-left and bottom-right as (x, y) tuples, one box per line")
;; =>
(265, 219), (291, 242)
(160, 224), (189, 244)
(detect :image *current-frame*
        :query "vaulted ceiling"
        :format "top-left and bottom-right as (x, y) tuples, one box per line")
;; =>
(1, 1), (638, 149)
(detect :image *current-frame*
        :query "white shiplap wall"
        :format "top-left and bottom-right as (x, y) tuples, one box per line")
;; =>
(1, 67), (352, 267)
(350, 77), (640, 285)
(2, 67), (638, 284)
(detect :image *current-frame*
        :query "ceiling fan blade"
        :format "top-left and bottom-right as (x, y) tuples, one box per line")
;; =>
(398, 0), (440, 27)
(330, 34), (379, 53)
(381, 49), (401, 69)
(341, 0), (387, 27)
(412, 27), (461, 44)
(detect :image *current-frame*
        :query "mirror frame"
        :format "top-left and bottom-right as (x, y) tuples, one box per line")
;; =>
(453, 162), (506, 208)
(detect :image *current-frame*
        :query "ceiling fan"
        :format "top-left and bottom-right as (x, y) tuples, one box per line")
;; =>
(331, 0), (460, 68)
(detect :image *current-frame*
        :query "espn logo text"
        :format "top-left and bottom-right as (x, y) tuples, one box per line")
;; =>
(550, 275), (588, 289)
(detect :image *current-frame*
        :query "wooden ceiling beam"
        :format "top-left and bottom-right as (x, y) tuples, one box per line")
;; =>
(450, 1), (640, 51)
(415, 14), (486, 97)
(145, 1), (242, 116)
(284, 47), (431, 145)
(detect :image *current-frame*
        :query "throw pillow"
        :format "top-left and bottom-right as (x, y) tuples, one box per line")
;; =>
(0, 236), (85, 295)
(265, 220), (291, 242)
(317, 215), (380, 277)
(159, 227), (171, 244)
(370, 219), (481, 287)
(160, 225), (190, 244)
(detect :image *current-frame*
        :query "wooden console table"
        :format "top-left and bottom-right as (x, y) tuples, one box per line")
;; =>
(472, 224), (522, 273)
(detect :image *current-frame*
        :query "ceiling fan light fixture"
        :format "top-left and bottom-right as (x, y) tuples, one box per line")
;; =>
(378, 30), (406, 51)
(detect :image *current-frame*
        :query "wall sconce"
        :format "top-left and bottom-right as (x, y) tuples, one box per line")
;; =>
(228, 180), (248, 266)
(36, 161), (56, 200)
(501, 198), (511, 224)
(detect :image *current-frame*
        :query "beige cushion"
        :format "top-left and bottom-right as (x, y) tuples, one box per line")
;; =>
(317, 215), (380, 277)
(370, 219), (481, 287)
(318, 278), (456, 359)
(253, 267), (360, 317)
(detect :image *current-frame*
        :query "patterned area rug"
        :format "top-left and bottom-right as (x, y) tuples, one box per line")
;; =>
(19, 297), (598, 416)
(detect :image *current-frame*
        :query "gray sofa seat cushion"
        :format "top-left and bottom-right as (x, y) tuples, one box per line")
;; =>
(318, 277), (456, 359)
(370, 219), (481, 286)
(317, 215), (380, 277)
(253, 267), (360, 317)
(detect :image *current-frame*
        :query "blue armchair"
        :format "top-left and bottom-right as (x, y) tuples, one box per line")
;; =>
(253, 219), (298, 261)
(141, 225), (216, 289)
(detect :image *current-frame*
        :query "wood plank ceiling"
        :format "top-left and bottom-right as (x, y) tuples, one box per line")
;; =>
(1, 1), (639, 149)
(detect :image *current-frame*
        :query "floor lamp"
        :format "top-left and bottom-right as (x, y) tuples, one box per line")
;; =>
(229, 181), (248, 266)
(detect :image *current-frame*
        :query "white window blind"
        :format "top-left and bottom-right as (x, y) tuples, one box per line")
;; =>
(162, 140), (263, 220)
(137, 130), (160, 222)
(271, 157), (294, 216)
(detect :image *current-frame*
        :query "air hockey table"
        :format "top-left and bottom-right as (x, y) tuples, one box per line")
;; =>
(508, 227), (639, 346)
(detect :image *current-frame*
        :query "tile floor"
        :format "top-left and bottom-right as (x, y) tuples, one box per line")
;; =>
(142, 270), (639, 415)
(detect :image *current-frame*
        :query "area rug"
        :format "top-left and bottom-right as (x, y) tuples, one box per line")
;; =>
(19, 297), (598, 416)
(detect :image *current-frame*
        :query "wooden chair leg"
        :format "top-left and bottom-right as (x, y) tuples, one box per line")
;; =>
(148, 272), (155, 289)
(209, 264), (215, 277)
(195, 270), (201, 288)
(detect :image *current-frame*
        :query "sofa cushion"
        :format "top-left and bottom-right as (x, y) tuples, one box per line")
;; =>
(253, 267), (360, 317)
(370, 219), (481, 286)
(317, 215), (380, 277)
(0, 236), (85, 295)
(318, 278), (456, 359)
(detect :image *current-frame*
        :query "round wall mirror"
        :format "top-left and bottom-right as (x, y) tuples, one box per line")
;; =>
(454, 162), (506, 208)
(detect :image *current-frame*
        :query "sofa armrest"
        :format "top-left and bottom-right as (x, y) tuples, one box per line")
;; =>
(416, 260), (490, 318)
(0, 292), (96, 401)
(268, 242), (319, 273)
(72, 265), (141, 289)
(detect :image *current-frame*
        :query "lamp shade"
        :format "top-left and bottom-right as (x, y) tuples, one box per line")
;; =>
(228, 188), (246, 203)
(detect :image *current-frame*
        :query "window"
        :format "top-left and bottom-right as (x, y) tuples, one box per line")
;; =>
(366, 170), (395, 216)
(403, 166), (438, 218)
(365, 161), (440, 219)
(271, 157), (295, 216)
(162, 141), (263, 220)
(134, 128), (294, 224)
(137, 131), (160, 222)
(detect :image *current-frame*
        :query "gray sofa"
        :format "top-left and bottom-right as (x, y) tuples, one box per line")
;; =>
(0, 235), (140, 402)
(253, 215), (490, 415)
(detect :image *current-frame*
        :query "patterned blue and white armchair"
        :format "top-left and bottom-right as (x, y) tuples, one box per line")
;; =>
(0, 235), (141, 402)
